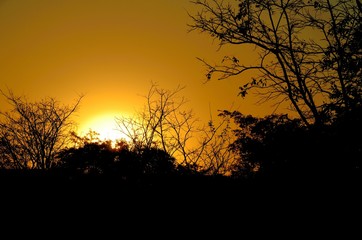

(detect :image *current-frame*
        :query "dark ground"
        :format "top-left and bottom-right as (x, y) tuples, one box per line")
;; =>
(0, 169), (359, 238)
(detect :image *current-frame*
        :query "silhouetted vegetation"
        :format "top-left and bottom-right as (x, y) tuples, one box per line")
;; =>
(0, 90), (83, 169)
(58, 132), (177, 182)
(116, 82), (237, 176)
(220, 110), (361, 182)
(0, 0), (361, 192)
(190, 0), (362, 126)
(188, 0), (362, 184)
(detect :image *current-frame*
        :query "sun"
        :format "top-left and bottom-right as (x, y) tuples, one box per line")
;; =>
(78, 113), (128, 145)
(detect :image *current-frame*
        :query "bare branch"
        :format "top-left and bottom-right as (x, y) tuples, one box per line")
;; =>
(0, 90), (83, 169)
(189, 0), (362, 125)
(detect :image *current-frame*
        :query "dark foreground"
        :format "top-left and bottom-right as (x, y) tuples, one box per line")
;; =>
(1, 169), (359, 199)
(0, 169), (360, 238)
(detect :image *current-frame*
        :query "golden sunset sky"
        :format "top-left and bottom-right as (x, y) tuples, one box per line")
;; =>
(0, 0), (273, 141)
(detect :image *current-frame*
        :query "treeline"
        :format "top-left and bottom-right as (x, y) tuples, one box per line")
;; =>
(0, 87), (360, 187)
(1, 0), (361, 188)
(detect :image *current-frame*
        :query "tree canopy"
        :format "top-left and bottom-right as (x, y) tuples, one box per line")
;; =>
(189, 0), (362, 126)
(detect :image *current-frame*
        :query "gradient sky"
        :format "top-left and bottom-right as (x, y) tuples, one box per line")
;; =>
(0, 0), (273, 140)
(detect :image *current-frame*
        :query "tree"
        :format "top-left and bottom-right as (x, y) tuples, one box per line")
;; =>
(220, 109), (362, 180)
(0, 90), (83, 169)
(219, 111), (307, 179)
(189, 0), (362, 126)
(58, 131), (118, 176)
(115, 83), (237, 175)
(58, 130), (177, 182)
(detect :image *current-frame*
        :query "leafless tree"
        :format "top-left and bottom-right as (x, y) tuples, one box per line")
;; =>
(190, 116), (239, 175)
(0, 90), (83, 169)
(189, 0), (362, 126)
(115, 83), (236, 175)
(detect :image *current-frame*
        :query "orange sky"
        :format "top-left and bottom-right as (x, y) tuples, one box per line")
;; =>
(0, 0), (273, 140)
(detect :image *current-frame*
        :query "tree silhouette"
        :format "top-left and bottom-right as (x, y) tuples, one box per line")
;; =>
(220, 111), (306, 179)
(221, 110), (361, 181)
(116, 82), (238, 175)
(0, 90), (83, 169)
(189, 0), (362, 126)
(58, 130), (177, 183)
(189, 0), (362, 181)
(58, 137), (117, 177)
(138, 147), (176, 176)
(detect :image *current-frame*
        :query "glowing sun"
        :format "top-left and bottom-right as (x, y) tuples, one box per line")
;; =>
(79, 114), (127, 144)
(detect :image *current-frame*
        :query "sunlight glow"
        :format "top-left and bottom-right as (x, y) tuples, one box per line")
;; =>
(78, 113), (128, 145)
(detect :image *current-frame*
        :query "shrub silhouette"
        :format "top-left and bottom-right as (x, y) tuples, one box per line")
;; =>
(223, 110), (362, 182)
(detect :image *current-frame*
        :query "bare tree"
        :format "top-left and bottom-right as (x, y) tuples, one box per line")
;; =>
(191, 116), (239, 175)
(115, 83), (236, 175)
(116, 83), (191, 153)
(0, 90), (83, 169)
(189, 0), (362, 126)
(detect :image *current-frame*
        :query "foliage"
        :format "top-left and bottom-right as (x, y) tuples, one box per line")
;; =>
(58, 134), (118, 176)
(189, 0), (362, 126)
(57, 131), (177, 179)
(221, 110), (362, 180)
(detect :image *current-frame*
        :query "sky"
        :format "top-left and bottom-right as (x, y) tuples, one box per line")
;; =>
(0, 0), (272, 141)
